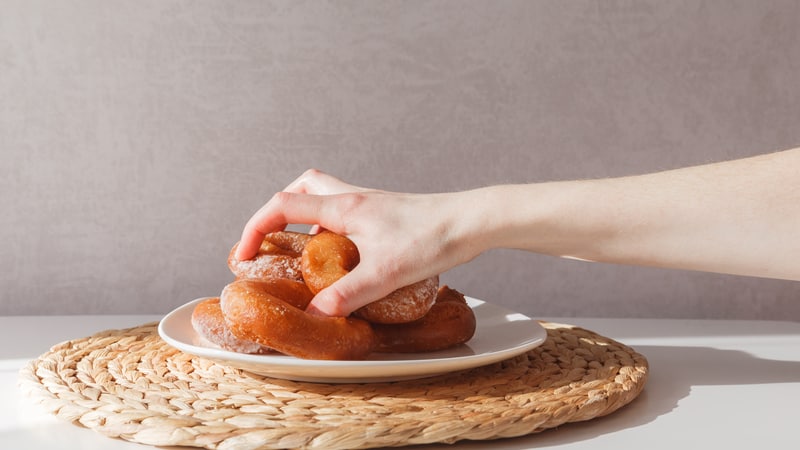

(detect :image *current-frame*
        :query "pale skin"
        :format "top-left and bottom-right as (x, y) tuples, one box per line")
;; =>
(236, 147), (800, 316)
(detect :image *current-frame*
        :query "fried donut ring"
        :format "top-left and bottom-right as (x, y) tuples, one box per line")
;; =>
(220, 279), (376, 360)
(228, 231), (311, 282)
(356, 276), (440, 324)
(191, 297), (271, 354)
(373, 286), (477, 353)
(301, 231), (439, 324)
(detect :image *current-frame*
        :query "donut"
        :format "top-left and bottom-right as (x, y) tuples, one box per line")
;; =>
(220, 278), (376, 360)
(299, 230), (359, 292)
(190, 297), (271, 354)
(354, 276), (440, 324)
(372, 286), (477, 353)
(227, 231), (311, 282)
(301, 231), (438, 324)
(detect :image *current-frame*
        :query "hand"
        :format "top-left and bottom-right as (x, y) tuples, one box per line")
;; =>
(235, 169), (483, 316)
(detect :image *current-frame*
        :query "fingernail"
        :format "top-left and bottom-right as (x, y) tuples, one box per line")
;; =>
(234, 244), (252, 261)
(305, 303), (328, 317)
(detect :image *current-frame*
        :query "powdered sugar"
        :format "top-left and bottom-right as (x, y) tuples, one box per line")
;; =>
(354, 275), (439, 324)
(227, 232), (309, 282)
(229, 254), (303, 282)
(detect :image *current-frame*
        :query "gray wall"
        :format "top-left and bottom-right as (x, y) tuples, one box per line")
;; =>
(3, 0), (799, 319)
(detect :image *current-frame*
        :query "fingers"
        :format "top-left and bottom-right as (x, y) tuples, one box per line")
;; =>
(235, 192), (329, 260)
(306, 246), (430, 317)
(236, 169), (365, 260)
(305, 265), (396, 317)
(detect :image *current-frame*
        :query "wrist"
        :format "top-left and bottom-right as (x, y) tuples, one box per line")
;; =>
(448, 184), (549, 257)
(459, 181), (608, 259)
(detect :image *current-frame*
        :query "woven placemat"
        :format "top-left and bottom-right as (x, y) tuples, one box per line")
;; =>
(19, 321), (647, 449)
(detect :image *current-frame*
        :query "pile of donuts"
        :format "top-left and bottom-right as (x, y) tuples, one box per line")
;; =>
(191, 231), (476, 360)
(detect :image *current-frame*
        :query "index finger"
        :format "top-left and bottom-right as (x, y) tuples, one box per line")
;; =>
(284, 168), (365, 196)
(235, 192), (328, 260)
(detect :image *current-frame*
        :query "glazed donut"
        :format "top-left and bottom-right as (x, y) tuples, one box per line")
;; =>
(372, 286), (477, 353)
(190, 297), (271, 354)
(227, 231), (311, 282)
(220, 278), (376, 360)
(301, 231), (439, 324)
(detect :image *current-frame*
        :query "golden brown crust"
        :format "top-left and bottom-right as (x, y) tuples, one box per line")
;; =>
(300, 231), (359, 294)
(219, 279), (375, 360)
(190, 297), (272, 354)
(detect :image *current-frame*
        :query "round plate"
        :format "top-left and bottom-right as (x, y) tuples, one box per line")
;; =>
(158, 296), (546, 383)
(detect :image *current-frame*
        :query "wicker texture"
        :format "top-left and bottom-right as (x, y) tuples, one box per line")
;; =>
(19, 321), (647, 449)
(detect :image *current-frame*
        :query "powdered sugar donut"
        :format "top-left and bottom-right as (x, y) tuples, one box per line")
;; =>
(353, 275), (440, 324)
(227, 231), (311, 282)
(372, 286), (476, 353)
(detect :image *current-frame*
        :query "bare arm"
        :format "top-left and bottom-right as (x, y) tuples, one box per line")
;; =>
(481, 148), (800, 280)
(237, 148), (800, 315)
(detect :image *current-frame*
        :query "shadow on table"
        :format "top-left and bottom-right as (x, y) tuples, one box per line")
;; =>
(408, 344), (800, 449)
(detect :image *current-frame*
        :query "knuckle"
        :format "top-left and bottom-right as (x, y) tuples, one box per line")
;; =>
(302, 168), (324, 178)
(336, 192), (368, 214)
(270, 190), (294, 204)
(299, 168), (325, 186)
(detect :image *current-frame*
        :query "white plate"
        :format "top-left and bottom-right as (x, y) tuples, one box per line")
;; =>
(158, 296), (546, 383)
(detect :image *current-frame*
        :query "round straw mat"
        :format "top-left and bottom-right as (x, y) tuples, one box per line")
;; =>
(19, 321), (647, 449)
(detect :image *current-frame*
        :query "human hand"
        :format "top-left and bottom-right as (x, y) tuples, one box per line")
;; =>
(235, 169), (483, 316)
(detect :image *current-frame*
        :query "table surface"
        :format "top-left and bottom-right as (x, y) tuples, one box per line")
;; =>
(2, 315), (799, 449)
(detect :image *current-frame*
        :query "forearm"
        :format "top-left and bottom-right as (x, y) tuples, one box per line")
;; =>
(463, 148), (800, 281)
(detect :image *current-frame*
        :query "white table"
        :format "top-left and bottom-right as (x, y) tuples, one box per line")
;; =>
(2, 315), (798, 449)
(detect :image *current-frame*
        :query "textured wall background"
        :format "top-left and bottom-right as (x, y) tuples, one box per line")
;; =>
(2, 0), (799, 319)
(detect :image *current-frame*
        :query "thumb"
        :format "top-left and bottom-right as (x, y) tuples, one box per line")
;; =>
(305, 267), (395, 317)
